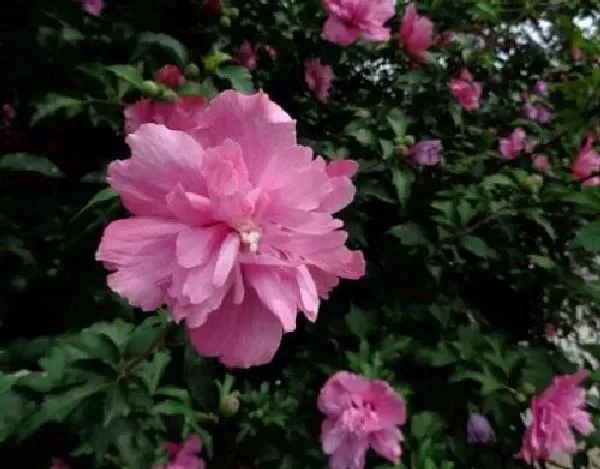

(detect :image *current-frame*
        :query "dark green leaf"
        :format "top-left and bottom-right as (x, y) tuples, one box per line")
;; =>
(30, 94), (84, 126)
(388, 223), (428, 246)
(0, 153), (64, 178)
(215, 66), (255, 93)
(136, 33), (189, 66)
(571, 221), (600, 252)
(460, 236), (496, 258)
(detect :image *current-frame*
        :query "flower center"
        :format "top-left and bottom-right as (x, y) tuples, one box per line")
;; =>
(239, 228), (261, 253)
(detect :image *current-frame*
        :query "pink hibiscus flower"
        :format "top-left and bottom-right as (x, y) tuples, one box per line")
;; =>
(305, 58), (334, 103)
(124, 96), (206, 135)
(499, 128), (526, 160)
(399, 3), (434, 63)
(518, 371), (594, 463)
(450, 68), (482, 111)
(97, 91), (365, 368)
(318, 371), (407, 469)
(155, 435), (205, 469)
(572, 136), (600, 186)
(321, 0), (395, 47)
(81, 0), (104, 16)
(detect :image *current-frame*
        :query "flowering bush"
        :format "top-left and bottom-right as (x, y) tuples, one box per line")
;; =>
(2, 0), (600, 468)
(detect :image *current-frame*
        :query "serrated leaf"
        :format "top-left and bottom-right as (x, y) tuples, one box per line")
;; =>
(0, 153), (64, 178)
(572, 221), (600, 252)
(345, 305), (372, 339)
(215, 65), (255, 93)
(126, 316), (166, 358)
(136, 33), (189, 66)
(460, 236), (496, 258)
(30, 94), (84, 126)
(391, 169), (415, 207)
(71, 188), (119, 222)
(386, 110), (411, 138)
(18, 379), (109, 439)
(388, 223), (428, 246)
(105, 64), (144, 86)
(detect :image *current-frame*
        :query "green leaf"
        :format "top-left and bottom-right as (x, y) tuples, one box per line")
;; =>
(391, 169), (415, 207)
(410, 411), (444, 440)
(386, 110), (412, 138)
(215, 66), (255, 93)
(30, 94), (84, 126)
(571, 221), (600, 252)
(105, 64), (144, 86)
(197, 78), (219, 99)
(65, 331), (121, 365)
(0, 153), (64, 178)
(18, 379), (109, 439)
(460, 236), (496, 258)
(136, 33), (189, 66)
(126, 316), (166, 358)
(388, 223), (428, 246)
(70, 188), (119, 223)
(345, 305), (373, 339)
(380, 140), (395, 159)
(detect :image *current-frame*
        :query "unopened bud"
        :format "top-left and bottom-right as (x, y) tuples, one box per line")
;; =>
(525, 174), (544, 194)
(225, 7), (239, 18)
(185, 63), (201, 79)
(516, 392), (527, 403)
(219, 395), (240, 417)
(140, 80), (161, 97)
(219, 16), (231, 28)
(522, 382), (536, 395)
(160, 89), (179, 102)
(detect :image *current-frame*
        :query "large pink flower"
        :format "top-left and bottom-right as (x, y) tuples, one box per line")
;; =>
(318, 371), (406, 469)
(572, 136), (600, 186)
(155, 435), (205, 469)
(305, 58), (334, 103)
(322, 0), (395, 47)
(518, 371), (594, 463)
(450, 68), (482, 111)
(97, 91), (365, 368)
(499, 128), (526, 160)
(81, 0), (104, 15)
(399, 3), (434, 63)
(124, 96), (206, 135)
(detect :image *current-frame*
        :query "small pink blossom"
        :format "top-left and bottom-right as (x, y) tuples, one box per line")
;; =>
(154, 65), (186, 89)
(124, 96), (206, 135)
(499, 128), (526, 160)
(533, 80), (549, 97)
(545, 323), (557, 338)
(318, 371), (406, 469)
(237, 41), (257, 70)
(411, 140), (442, 166)
(261, 45), (277, 61)
(81, 0), (104, 16)
(572, 136), (600, 186)
(204, 0), (222, 14)
(155, 435), (206, 469)
(536, 106), (554, 124)
(97, 91), (365, 368)
(305, 58), (334, 103)
(50, 459), (70, 469)
(532, 154), (551, 173)
(571, 46), (583, 62)
(518, 371), (594, 463)
(321, 0), (395, 47)
(450, 68), (482, 111)
(523, 102), (538, 121)
(399, 3), (434, 63)
(524, 138), (538, 155)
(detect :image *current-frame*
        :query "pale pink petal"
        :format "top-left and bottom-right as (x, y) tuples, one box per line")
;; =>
(96, 218), (184, 310)
(326, 160), (359, 178)
(213, 233), (240, 287)
(369, 427), (402, 463)
(188, 291), (283, 368)
(176, 226), (226, 269)
(323, 16), (362, 47)
(109, 124), (205, 217)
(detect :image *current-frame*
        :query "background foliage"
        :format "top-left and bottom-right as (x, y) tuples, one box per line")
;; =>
(3, 0), (600, 468)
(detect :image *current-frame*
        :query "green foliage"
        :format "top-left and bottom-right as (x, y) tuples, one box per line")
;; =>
(3, 0), (600, 468)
